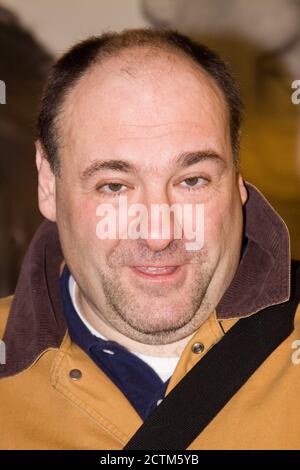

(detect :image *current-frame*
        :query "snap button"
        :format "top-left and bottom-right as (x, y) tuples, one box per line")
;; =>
(192, 342), (205, 354)
(157, 399), (163, 406)
(69, 369), (82, 380)
(102, 349), (115, 355)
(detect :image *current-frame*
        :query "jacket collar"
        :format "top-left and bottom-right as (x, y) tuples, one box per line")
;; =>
(217, 182), (290, 318)
(0, 182), (290, 377)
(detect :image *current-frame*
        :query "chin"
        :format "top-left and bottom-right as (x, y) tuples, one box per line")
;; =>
(128, 309), (192, 332)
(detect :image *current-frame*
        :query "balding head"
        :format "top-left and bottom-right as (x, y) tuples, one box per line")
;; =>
(37, 29), (242, 176)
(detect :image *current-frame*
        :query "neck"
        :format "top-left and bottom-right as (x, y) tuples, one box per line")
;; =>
(75, 283), (195, 357)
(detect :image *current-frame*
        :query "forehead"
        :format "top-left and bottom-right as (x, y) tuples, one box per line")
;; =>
(61, 48), (230, 169)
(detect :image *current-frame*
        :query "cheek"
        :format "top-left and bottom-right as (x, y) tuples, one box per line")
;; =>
(72, 202), (120, 265)
(203, 203), (225, 250)
(202, 195), (242, 254)
(57, 183), (121, 263)
(56, 193), (97, 256)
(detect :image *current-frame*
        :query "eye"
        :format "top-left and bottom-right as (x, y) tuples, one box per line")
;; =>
(97, 182), (127, 195)
(180, 176), (209, 190)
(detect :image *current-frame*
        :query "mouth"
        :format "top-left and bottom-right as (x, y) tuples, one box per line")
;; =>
(129, 265), (184, 281)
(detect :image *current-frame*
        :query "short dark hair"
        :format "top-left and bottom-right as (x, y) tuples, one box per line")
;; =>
(37, 28), (243, 175)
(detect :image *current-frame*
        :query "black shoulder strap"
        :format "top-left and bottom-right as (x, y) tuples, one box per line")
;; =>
(124, 260), (300, 450)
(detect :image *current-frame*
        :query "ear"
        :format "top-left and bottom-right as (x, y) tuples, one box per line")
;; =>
(35, 140), (56, 222)
(237, 173), (248, 206)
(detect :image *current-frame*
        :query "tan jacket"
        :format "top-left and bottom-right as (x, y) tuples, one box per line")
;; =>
(1, 183), (300, 450)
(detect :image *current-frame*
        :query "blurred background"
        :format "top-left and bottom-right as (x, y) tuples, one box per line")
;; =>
(0, 0), (299, 296)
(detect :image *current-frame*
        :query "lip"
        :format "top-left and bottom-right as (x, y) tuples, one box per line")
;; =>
(129, 265), (185, 281)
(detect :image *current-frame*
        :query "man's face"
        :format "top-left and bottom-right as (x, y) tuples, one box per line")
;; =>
(38, 49), (247, 344)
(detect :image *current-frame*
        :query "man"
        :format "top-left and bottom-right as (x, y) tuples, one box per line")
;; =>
(0, 29), (299, 450)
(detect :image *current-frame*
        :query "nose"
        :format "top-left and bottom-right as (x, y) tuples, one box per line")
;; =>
(139, 190), (181, 252)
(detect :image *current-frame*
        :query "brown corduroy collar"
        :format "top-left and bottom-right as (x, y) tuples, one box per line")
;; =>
(0, 182), (291, 377)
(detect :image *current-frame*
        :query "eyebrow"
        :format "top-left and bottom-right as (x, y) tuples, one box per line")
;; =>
(174, 150), (226, 169)
(80, 159), (137, 181)
(80, 150), (226, 182)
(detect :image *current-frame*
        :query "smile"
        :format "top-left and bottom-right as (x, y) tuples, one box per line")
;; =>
(129, 265), (185, 281)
